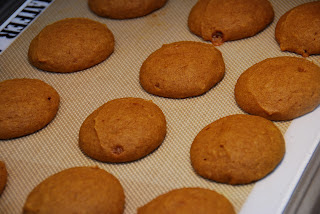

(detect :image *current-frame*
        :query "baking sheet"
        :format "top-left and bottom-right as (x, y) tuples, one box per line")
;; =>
(0, 0), (319, 213)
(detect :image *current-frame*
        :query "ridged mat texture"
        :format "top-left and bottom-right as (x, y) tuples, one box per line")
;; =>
(0, 0), (319, 213)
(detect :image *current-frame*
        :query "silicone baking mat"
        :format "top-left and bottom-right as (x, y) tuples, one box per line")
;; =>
(0, 0), (319, 213)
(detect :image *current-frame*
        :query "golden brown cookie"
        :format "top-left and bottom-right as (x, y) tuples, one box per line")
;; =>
(28, 18), (114, 73)
(0, 161), (7, 194)
(0, 79), (60, 139)
(88, 0), (168, 19)
(23, 166), (125, 214)
(190, 114), (285, 185)
(79, 97), (166, 162)
(188, 0), (274, 45)
(235, 57), (320, 121)
(275, 2), (320, 57)
(140, 41), (225, 98)
(137, 187), (235, 214)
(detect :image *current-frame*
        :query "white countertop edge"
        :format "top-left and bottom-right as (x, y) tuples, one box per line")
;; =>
(240, 105), (320, 214)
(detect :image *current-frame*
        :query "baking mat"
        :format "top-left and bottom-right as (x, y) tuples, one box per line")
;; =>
(0, 0), (319, 213)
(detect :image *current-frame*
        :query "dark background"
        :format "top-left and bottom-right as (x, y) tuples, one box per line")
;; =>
(0, 0), (27, 26)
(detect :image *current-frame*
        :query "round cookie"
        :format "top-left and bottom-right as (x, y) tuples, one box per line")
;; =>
(275, 2), (320, 57)
(137, 187), (235, 214)
(188, 0), (274, 45)
(88, 0), (168, 19)
(235, 57), (320, 121)
(23, 167), (125, 214)
(79, 97), (167, 162)
(0, 79), (60, 139)
(28, 18), (114, 73)
(190, 114), (285, 185)
(0, 161), (7, 194)
(140, 41), (225, 98)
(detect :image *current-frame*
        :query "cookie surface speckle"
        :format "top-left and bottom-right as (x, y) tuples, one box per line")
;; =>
(190, 114), (285, 185)
(79, 97), (167, 162)
(23, 167), (125, 214)
(0, 79), (60, 139)
(140, 41), (225, 98)
(235, 57), (320, 121)
(28, 18), (114, 73)
(188, 0), (274, 45)
(275, 2), (320, 57)
(138, 187), (235, 214)
(88, 0), (168, 19)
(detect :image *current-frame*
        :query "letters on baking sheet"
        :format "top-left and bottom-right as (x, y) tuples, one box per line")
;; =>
(0, 0), (54, 53)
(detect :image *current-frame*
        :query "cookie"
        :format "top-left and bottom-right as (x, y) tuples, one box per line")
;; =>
(137, 187), (235, 214)
(0, 161), (7, 194)
(235, 57), (320, 121)
(88, 0), (168, 19)
(275, 2), (320, 57)
(140, 41), (225, 98)
(28, 18), (114, 73)
(23, 166), (125, 214)
(190, 114), (285, 185)
(79, 97), (166, 162)
(0, 79), (60, 139)
(188, 0), (274, 45)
